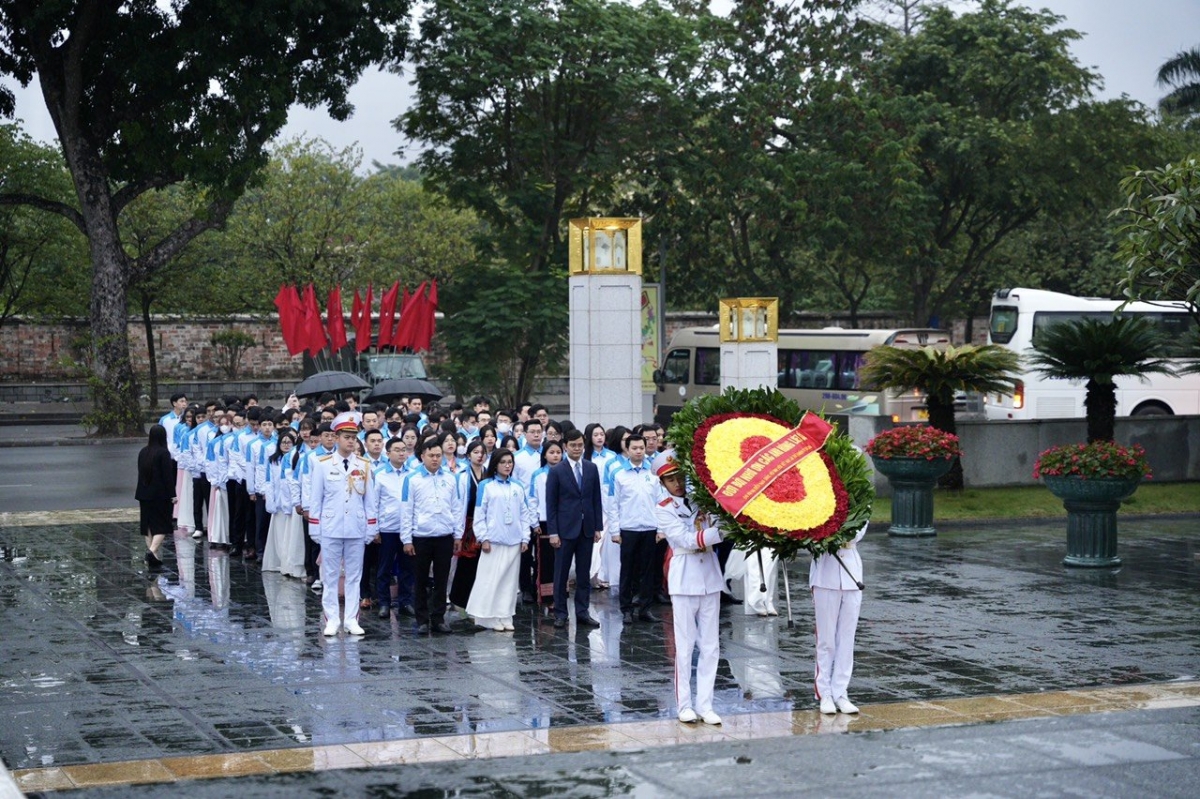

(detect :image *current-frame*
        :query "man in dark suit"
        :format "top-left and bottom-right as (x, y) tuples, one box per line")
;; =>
(546, 428), (604, 628)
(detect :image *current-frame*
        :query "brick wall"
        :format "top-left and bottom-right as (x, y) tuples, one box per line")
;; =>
(0, 316), (302, 381)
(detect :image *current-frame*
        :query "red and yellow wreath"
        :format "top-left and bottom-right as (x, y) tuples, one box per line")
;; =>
(668, 388), (872, 559)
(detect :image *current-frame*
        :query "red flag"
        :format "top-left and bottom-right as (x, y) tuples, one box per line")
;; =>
(326, 286), (348, 351)
(412, 279), (438, 352)
(273, 285), (305, 356)
(378, 281), (400, 349)
(301, 283), (327, 356)
(392, 281), (426, 350)
(355, 284), (373, 352)
(350, 288), (363, 336)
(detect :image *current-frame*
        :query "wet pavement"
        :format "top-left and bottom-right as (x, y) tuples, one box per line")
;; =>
(1, 513), (1198, 795)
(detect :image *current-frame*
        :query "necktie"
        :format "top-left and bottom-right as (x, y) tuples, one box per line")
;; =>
(574, 460), (582, 488)
(343, 458), (349, 472)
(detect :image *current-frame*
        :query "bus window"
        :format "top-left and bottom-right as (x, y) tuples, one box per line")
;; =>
(695, 347), (721, 386)
(778, 350), (799, 388)
(661, 348), (690, 385)
(989, 306), (1019, 344)
(1148, 313), (1196, 357)
(837, 352), (867, 390)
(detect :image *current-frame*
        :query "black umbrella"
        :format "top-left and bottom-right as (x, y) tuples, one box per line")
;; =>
(294, 370), (370, 399)
(365, 378), (444, 405)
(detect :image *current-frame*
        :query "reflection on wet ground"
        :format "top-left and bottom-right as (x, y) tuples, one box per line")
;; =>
(1, 515), (1197, 791)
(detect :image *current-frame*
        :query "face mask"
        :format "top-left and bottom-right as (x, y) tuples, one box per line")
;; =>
(219, 424), (231, 434)
(496, 423), (511, 435)
(388, 421), (402, 433)
(457, 446), (467, 456)
(463, 425), (477, 435)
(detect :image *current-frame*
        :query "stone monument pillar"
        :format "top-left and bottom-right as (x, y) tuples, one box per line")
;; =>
(719, 297), (779, 391)
(568, 218), (644, 429)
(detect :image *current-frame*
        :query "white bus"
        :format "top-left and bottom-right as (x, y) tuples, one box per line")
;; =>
(653, 326), (958, 426)
(986, 287), (1199, 420)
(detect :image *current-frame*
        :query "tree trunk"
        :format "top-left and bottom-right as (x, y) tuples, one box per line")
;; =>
(1085, 380), (1117, 443)
(927, 391), (963, 490)
(141, 291), (158, 407)
(88, 238), (143, 436)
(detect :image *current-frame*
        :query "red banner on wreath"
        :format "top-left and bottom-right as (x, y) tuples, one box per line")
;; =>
(713, 412), (833, 516)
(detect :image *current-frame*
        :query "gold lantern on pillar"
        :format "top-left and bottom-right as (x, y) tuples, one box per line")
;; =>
(568, 218), (643, 275)
(719, 297), (779, 342)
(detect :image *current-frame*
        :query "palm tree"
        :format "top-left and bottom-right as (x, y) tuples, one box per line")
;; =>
(1158, 46), (1200, 127)
(859, 344), (1022, 489)
(1025, 317), (1175, 444)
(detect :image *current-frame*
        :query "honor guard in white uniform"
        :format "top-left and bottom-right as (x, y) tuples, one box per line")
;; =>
(810, 523), (867, 715)
(653, 451), (724, 726)
(307, 412), (378, 637)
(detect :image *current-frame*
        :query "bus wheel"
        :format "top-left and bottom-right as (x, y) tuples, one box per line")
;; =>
(1131, 401), (1172, 417)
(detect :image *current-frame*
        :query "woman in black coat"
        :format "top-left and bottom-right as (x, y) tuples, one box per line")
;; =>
(136, 424), (177, 568)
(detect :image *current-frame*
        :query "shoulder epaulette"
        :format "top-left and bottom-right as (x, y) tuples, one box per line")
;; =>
(317, 454), (333, 461)
(658, 497), (673, 507)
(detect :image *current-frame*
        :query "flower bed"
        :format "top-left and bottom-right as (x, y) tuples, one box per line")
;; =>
(1033, 441), (1152, 481)
(865, 425), (961, 461)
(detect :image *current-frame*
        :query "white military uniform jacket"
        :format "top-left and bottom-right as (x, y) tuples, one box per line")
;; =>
(655, 494), (725, 596)
(809, 523), (868, 590)
(307, 452), (378, 542)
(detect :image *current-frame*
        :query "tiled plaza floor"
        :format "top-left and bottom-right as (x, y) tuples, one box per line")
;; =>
(1, 512), (1197, 794)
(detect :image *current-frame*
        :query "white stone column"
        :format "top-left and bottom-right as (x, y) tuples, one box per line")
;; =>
(720, 341), (778, 392)
(569, 273), (643, 428)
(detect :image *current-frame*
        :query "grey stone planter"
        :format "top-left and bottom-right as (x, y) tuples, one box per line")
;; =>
(1042, 476), (1140, 568)
(871, 456), (956, 537)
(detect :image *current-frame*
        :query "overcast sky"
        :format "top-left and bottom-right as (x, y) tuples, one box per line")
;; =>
(4, 0), (1197, 170)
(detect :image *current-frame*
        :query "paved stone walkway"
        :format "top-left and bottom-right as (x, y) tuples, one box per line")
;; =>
(1, 513), (1197, 795)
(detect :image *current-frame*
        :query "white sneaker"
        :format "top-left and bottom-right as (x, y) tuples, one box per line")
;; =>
(700, 710), (722, 726)
(311, 580), (323, 594)
(835, 697), (859, 714)
(344, 620), (365, 636)
(322, 620), (339, 637)
(502, 622), (514, 631)
(192, 529), (203, 540)
(819, 697), (837, 715)
(677, 708), (698, 723)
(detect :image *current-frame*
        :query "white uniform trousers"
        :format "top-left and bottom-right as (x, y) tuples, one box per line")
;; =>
(320, 538), (365, 625)
(672, 592), (720, 714)
(743, 549), (779, 615)
(174, 468), (195, 531)
(812, 586), (862, 701)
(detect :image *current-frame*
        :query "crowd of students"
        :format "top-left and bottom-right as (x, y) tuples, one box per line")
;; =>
(152, 391), (676, 620)
(144, 389), (866, 721)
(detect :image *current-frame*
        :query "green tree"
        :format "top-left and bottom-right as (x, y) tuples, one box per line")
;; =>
(869, 0), (1158, 326)
(217, 139), (479, 318)
(1026, 317), (1175, 443)
(0, 1), (410, 434)
(0, 124), (87, 322)
(859, 344), (1021, 488)
(401, 0), (704, 401)
(1114, 156), (1200, 326)
(1158, 46), (1200, 128)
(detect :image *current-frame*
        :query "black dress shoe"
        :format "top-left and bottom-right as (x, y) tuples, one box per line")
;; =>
(638, 611), (660, 623)
(655, 591), (671, 604)
(399, 604), (417, 617)
(553, 617), (567, 628)
(577, 615), (602, 627)
(720, 593), (743, 606)
(520, 591), (535, 604)
(416, 623), (431, 635)
(377, 605), (391, 619)
(622, 612), (635, 624)
(431, 621), (453, 634)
